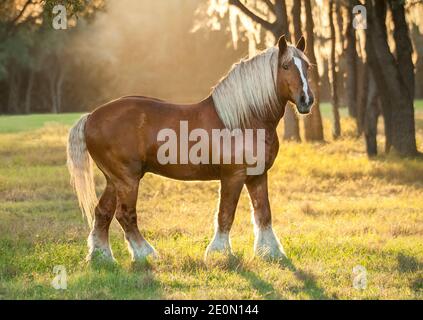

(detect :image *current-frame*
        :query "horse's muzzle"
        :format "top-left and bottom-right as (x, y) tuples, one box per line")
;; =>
(296, 103), (313, 115)
(296, 95), (314, 115)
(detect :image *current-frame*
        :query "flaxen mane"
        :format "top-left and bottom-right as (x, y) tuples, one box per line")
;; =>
(212, 45), (308, 129)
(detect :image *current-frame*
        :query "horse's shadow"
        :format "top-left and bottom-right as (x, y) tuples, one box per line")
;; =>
(283, 260), (332, 300)
(84, 257), (163, 299)
(233, 261), (283, 299)
(86, 253), (329, 299)
(225, 254), (330, 300)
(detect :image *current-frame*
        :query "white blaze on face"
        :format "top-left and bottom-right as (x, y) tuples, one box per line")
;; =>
(293, 56), (309, 105)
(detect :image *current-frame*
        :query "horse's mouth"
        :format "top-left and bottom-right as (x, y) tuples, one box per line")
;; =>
(296, 106), (311, 115)
(298, 109), (310, 115)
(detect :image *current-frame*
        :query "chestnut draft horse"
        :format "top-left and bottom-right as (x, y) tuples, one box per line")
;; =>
(67, 35), (314, 262)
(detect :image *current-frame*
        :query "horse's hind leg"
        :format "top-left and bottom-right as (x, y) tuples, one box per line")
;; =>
(87, 179), (116, 261)
(205, 174), (244, 258)
(114, 176), (157, 261)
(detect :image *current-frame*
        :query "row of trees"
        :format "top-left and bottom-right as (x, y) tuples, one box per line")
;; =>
(0, 0), (107, 114)
(204, 0), (422, 156)
(0, 0), (252, 114)
(0, 0), (422, 157)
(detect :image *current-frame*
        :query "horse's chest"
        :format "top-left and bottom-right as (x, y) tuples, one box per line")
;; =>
(264, 134), (279, 169)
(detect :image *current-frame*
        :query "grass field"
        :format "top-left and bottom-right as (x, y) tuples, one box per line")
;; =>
(0, 102), (422, 299)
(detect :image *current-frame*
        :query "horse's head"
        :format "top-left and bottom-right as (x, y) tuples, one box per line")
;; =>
(276, 35), (314, 115)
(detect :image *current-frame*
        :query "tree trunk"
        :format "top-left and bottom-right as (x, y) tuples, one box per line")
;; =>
(56, 69), (65, 113)
(278, 0), (300, 141)
(345, 2), (358, 119)
(291, 0), (301, 41)
(366, 0), (417, 156)
(303, 0), (324, 142)
(329, 0), (341, 139)
(24, 70), (34, 114)
(388, 0), (416, 155)
(381, 98), (393, 154)
(335, 1), (346, 109)
(283, 105), (301, 141)
(7, 68), (22, 114)
(229, 0), (302, 142)
(356, 59), (368, 136)
(274, 0), (291, 41)
(364, 72), (379, 156)
(390, 0), (414, 100)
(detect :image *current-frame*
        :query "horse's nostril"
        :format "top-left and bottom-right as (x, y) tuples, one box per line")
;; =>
(300, 95), (306, 104)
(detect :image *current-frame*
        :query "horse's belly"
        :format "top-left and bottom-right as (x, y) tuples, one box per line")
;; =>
(147, 164), (220, 181)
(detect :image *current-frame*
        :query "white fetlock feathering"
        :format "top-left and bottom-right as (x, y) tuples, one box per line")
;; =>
(205, 231), (232, 258)
(127, 239), (158, 261)
(254, 226), (286, 259)
(87, 232), (114, 261)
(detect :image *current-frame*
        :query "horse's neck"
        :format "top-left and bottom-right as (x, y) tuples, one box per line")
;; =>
(257, 100), (287, 131)
(203, 95), (286, 132)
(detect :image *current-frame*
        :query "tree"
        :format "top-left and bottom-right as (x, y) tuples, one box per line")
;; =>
(203, 0), (324, 141)
(303, 0), (324, 141)
(227, 0), (301, 141)
(345, 2), (358, 120)
(0, 0), (105, 114)
(328, 0), (341, 139)
(281, 1), (301, 142)
(364, 70), (380, 156)
(365, 0), (418, 156)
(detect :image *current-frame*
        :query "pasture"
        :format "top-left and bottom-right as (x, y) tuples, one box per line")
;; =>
(0, 102), (422, 299)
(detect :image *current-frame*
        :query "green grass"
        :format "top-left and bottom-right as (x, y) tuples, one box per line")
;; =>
(0, 102), (422, 299)
(0, 113), (81, 133)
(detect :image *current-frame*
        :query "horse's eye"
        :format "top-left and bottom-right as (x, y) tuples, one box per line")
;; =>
(282, 64), (289, 70)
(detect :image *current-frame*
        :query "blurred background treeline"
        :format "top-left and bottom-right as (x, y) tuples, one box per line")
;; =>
(0, 0), (246, 114)
(0, 0), (422, 156)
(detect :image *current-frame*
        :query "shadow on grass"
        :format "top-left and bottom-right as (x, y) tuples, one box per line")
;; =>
(238, 269), (283, 299)
(396, 253), (423, 296)
(223, 255), (330, 300)
(277, 257), (332, 300)
(184, 255), (336, 300)
(397, 253), (423, 273)
(181, 253), (284, 299)
(223, 255), (284, 300)
(368, 153), (423, 187)
(76, 257), (162, 299)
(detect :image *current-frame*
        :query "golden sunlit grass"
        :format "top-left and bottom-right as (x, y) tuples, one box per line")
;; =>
(0, 109), (422, 299)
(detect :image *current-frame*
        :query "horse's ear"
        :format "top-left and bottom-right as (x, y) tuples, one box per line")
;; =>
(296, 36), (306, 52)
(278, 35), (288, 56)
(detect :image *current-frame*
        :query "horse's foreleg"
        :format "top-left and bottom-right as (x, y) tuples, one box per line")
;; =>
(205, 174), (244, 258)
(114, 177), (157, 261)
(246, 173), (286, 259)
(87, 180), (116, 261)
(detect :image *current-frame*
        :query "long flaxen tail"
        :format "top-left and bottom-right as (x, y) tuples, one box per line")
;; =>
(66, 114), (97, 228)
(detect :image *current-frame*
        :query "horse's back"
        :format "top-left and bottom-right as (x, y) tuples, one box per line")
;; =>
(84, 95), (219, 178)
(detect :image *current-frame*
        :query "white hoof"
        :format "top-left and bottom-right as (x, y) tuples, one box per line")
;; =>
(86, 248), (115, 262)
(205, 232), (232, 259)
(87, 233), (114, 262)
(128, 239), (158, 261)
(254, 226), (286, 259)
